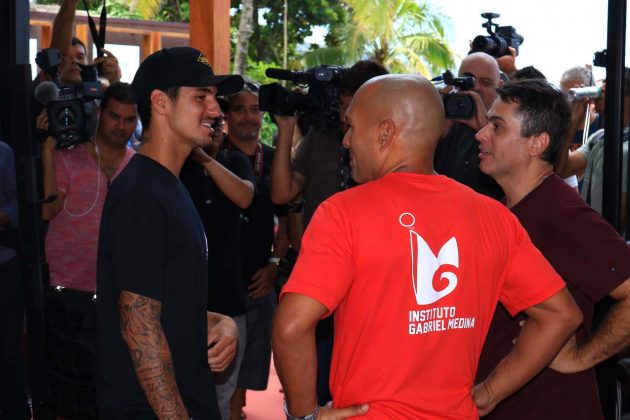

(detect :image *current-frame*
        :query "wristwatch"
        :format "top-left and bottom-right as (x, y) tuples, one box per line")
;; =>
(268, 256), (282, 267)
(284, 401), (319, 420)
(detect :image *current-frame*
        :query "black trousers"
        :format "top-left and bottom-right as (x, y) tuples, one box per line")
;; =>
(0, 255), (30, 420)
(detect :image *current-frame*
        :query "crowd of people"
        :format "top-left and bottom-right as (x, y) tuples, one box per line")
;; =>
(1, 0), (630, 419)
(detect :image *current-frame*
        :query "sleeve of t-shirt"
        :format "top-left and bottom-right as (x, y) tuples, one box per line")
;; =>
(499, 221), (566, 316)
(54, 149), (69, 193)
(280, 197), (354, 317)
(291, 128), (313, 177)
(552, 204), (630, 302)
(104, 193), (167, 301)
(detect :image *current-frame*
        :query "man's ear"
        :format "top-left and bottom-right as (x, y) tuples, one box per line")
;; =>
(529, 132), (550, 157)
(377, 119), (396, 150)
(150, 89), (168, 117)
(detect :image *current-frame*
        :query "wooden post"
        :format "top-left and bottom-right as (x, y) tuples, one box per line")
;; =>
(75, 23), (89, 56)
(41, 24), (52, 48)
(189, 0), (231, 74)
(141, 32), (162, 60)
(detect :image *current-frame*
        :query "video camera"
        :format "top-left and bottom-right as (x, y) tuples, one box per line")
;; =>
(34, 47), (103, 149)
(433, 70), (476, 119)
(259, 65), (347, 129)
(469, 12), (523, 58)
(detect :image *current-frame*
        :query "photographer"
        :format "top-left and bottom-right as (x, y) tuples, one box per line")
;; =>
(270, 60), (387, 406)
(434, 52), (504, 200)
(39, 0), (121, 87)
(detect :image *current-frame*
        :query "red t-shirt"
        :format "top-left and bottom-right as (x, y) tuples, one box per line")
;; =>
(282, 173), (565, 419)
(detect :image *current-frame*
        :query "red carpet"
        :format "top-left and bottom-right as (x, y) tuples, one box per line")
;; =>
(242, 357), (285, 419)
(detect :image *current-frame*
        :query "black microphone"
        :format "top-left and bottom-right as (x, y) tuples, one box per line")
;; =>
(265, 68), (296, 81)
(34, 81), (59, 105)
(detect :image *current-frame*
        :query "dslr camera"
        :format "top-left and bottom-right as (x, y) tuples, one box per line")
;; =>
(433, 70), (476, 119)
(593, 49), (607, 67)
(259, 65), (347, 129)
(35, 48), (103, 149)
(469, 12), (524, 58)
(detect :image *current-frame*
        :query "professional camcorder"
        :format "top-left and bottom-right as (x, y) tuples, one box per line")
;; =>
(433, 70), (476, 119)
(259, 65), (347, 129)
(469, 13), (524, 58)
(34, 47), (103, 149)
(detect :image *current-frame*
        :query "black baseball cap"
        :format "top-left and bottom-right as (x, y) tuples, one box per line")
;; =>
(131, 47), (244, 101)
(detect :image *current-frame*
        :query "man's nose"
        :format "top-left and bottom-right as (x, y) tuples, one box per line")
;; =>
(475, 125), (489, 142)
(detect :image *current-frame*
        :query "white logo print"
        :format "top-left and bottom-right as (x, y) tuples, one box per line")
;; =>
(399, 213), (459, 305)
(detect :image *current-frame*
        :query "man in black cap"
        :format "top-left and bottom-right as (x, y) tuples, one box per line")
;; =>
(96, 47), (244, 419)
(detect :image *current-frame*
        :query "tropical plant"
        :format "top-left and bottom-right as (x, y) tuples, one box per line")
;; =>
(342, 0), (454, 76)
(231, 0), (349, 71)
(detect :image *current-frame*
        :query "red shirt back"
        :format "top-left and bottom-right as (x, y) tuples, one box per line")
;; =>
(282, 173), (565, 419)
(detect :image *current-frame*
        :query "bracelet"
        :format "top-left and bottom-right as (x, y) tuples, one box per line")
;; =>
(268, 256), (282, 267)
(288, 199), (304, 213)
(283, 401), (319, 420)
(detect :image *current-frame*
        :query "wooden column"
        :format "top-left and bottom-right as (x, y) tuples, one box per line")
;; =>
(141, 32), (162, 60)
(189, 0), (231, 74)
(41, 24), (52, 48)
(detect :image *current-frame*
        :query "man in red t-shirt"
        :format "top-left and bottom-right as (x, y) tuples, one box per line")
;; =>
(272, 74), (583, 419)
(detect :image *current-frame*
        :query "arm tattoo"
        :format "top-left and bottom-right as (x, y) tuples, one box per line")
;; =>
(118, 291), (188, 419)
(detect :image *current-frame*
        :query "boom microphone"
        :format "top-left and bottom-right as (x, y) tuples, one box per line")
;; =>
(265, 68), (296, 81)
(34, 81), (59, 105)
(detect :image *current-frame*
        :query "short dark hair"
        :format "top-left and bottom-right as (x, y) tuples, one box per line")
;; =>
(339, 60), (389, 96)
(137, 86), (179, 133)
(71, 37), (87, 54)
(101, 82), (136, 112)
(512, 66), (546, 81)
(496, 79), (570, 165)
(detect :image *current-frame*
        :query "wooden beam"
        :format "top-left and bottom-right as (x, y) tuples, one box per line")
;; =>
(189, 0), (231, 74)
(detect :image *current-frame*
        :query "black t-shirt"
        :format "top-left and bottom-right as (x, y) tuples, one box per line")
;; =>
(224, 140), (287, 283)
(434, 122), (503, 200)
(96, 154), (219, 419)
(181, 150), (253, 316)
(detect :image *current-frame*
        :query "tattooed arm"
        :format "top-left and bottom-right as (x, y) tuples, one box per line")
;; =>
(118, 291), (188, 419)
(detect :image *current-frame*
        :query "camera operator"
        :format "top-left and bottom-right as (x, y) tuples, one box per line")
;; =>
(434, 52), (504, 200)
(36, 82), (136, 418)
(271, 60), (388, 228)
(40, 82), (136, 292)
(270, 60), (388, 406)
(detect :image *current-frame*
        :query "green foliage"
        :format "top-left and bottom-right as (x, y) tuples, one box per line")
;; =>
(343, 0), (455, 76)
(243, 58), (279, 146)
(231, 0), (349, 69)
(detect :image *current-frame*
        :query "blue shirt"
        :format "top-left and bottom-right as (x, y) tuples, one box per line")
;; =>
(0, 141), (18, 263)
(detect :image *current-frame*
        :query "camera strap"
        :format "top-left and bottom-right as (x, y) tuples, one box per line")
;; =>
(82, 0), (107, 57)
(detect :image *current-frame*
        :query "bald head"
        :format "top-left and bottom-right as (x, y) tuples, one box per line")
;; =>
(459, 52), (503, 109)
(359, 74), (444, 146)
(342, 75), (445, 182)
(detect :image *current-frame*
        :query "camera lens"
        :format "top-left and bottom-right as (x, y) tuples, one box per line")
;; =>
(471, 36), (495, 54)
(58, 107), (76, 127)
(445, 94), (474, 119)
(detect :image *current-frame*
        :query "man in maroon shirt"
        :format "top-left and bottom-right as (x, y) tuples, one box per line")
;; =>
(475, 78), (630, 419)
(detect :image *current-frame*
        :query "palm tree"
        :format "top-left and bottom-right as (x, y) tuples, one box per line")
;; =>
(342, 0), (454, 76)
(129, 0), (165, 19)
